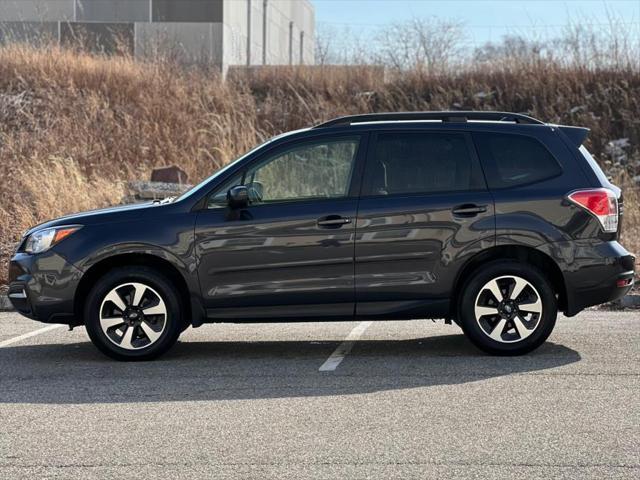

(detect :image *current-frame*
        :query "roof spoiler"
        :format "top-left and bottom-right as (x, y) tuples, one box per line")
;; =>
(558, 126), (589, 146)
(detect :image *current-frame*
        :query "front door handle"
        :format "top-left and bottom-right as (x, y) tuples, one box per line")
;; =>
(452, 204), (487, 217)
(317, 215), (351, 228)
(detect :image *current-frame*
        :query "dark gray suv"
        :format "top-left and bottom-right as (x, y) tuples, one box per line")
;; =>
(8, 111), (636, 360)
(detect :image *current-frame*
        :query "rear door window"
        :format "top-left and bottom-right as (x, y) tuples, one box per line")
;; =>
(362, 132), (486, 196)
(473, 133), (562, 189)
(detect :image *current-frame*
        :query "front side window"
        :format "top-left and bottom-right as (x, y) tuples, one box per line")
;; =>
(473, 133), (563, 189)
(362, 132), (485, 196)
(208, 137), (360, 208)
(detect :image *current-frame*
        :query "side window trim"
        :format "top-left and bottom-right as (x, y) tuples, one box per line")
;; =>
(205, 133), (366, 209)
(360, 130), (487, 199)
(465, 132), (490, 191)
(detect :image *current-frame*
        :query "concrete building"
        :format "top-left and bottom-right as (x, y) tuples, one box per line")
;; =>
(0, 0), (315, 70)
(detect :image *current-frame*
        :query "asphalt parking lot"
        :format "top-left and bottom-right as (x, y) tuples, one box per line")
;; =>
(0, 311), (638, 479)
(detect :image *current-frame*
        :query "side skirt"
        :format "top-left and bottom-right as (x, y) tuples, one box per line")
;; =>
(202, 299), (450, 323)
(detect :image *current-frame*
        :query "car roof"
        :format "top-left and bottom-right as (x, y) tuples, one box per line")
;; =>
(253, 111), (588, 157)
(293, 111), (588, 144)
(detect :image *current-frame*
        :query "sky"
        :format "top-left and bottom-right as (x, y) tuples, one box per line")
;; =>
(312, 0), (640, 48)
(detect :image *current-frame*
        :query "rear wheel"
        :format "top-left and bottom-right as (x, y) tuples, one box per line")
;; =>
(84, 267), (182, 361)
(458, 261), (557, 355)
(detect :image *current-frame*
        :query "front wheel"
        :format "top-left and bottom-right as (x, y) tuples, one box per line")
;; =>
(458, 261), (557, 355)
(84, 267), (183, 361)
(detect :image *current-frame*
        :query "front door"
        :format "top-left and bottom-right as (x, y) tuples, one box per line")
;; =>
(195, 134), (365, 321)
(354, 130), (495, 318)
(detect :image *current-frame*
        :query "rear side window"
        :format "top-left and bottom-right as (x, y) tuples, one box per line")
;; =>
(362, 132), (485, 196)
(473, 133), (562, 189)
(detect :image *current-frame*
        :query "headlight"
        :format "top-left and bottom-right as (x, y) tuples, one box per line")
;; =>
(23, 226), (82, 254)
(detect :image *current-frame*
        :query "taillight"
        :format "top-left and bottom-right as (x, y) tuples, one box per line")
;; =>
(567, 188), (619, 233)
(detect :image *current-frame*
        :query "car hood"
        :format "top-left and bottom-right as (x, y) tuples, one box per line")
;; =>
(24, 202), (158, 236)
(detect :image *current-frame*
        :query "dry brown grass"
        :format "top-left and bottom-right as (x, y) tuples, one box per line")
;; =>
(0, 44), (639, 284)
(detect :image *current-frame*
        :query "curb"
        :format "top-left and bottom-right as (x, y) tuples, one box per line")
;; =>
(0, 294), (13, 312)
(612, 294), (640, 309)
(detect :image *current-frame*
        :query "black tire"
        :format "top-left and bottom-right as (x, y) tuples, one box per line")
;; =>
(84, 266), (183, 361)
(458, 260), (557, 355)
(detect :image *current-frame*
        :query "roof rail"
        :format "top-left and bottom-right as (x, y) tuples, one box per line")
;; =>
(313, 111), (544, 128)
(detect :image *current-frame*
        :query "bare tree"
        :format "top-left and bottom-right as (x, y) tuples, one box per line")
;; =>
(314, 24), (334, 66)
(412, 17), (466, 72)
(374, 21), (421, 71)
(474, 35), (548, 64)
(558, 13), (640, 70)
(315, 12), (640, 72)
(375, 17), (466, 72)
(315, 24), (372, 65)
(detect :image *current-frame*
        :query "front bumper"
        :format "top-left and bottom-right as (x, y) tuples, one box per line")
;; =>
(8, 251), (83, 324)
(562, 241), (636, 316)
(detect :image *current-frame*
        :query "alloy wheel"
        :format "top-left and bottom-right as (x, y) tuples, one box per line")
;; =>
(473, 275), (543, 344)
(99, 282), (168, 350)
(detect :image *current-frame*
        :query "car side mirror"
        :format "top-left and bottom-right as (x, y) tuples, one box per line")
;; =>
(227, 185), (249, 209)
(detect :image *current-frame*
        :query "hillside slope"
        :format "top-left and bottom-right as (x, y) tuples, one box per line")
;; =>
(0, 45), (638, 284)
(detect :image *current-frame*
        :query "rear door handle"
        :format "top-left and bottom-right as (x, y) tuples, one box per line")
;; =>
(452, 204), (487, 217)
(317, 215), (351, 228)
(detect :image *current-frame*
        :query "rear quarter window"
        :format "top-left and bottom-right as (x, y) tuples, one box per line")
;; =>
(473, 133), (562, 189)
(578, 145), (610, 186)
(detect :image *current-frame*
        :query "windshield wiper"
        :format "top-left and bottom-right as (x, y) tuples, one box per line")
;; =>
(153, 197), (176, 205)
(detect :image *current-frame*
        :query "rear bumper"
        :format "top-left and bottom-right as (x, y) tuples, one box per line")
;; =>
(8, 251), (83, 325)
(561, 241), (635, 316)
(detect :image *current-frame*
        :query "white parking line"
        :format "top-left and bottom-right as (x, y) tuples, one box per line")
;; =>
(0, 324), (65, 348)
(319, 321), (372, 371)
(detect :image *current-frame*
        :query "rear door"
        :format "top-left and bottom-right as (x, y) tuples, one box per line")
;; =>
(472, 130), (593, 243)
(195, 134), (366, 321)
(354, 129), (495, 317)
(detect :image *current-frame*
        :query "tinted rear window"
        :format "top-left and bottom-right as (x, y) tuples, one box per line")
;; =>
(363, 132), (485, 196)
(473, 133), (562, 189)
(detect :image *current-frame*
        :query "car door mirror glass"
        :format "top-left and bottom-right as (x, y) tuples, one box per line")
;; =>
(246, 181), (264, 203)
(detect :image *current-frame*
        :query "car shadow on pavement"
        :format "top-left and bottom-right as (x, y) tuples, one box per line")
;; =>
(0, 334), (581, 404)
